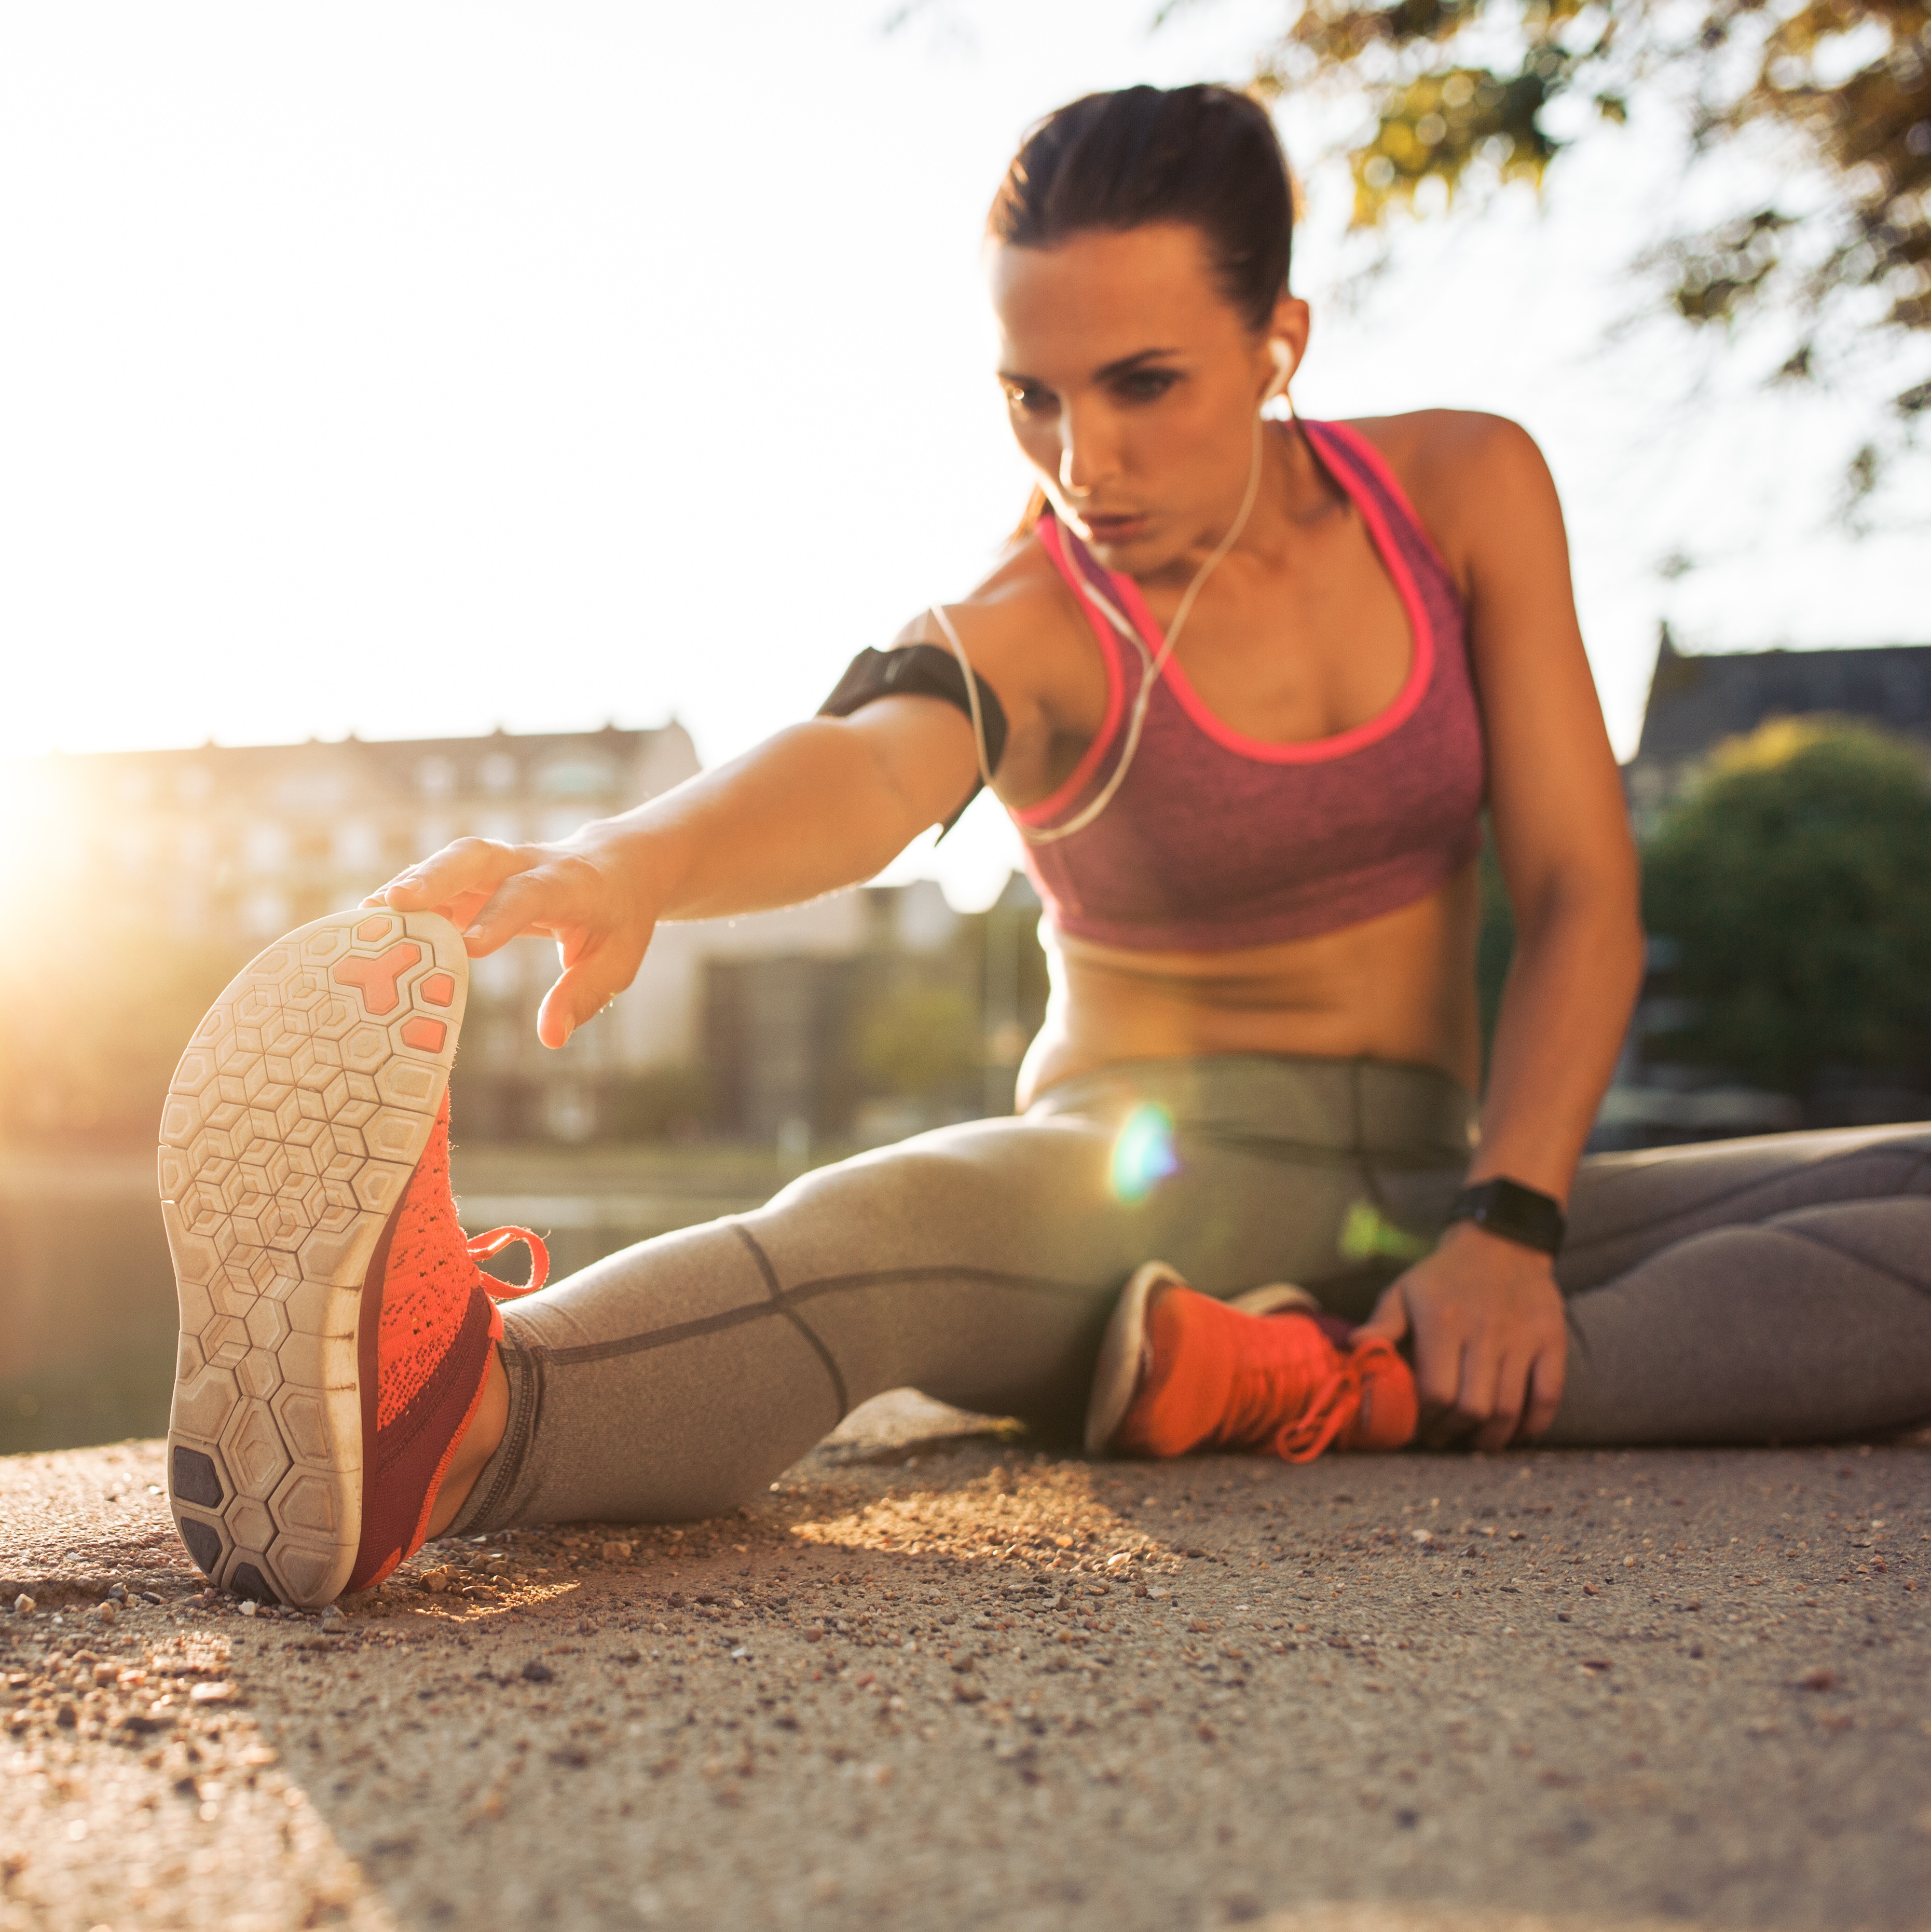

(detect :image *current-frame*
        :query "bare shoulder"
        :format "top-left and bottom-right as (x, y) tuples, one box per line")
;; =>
(1333, 410), (1559, 585)
(888, 528), (1087, 676)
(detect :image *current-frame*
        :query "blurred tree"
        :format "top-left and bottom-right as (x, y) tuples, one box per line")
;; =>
(1183, 0), (1931, 500)
(0, 909), (238, 1146)
(1640, 716), (1931, 1096)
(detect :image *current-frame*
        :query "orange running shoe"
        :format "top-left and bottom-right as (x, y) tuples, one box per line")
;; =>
(1085, 1262), (1417, 1462)
(157, 909), (546, 1608)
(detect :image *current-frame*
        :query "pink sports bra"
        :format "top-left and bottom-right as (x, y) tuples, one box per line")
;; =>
(1015, 419), (1487, 952)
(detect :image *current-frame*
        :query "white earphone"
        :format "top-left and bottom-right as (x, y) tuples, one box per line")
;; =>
(1263, 337), (1294, 406)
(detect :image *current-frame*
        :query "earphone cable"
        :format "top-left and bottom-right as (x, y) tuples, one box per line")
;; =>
(929, 403), (1270, 846)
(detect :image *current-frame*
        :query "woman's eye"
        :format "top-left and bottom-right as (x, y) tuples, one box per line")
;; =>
(1116, 370), (1177, 402)
(1004, 384), (1053, 415)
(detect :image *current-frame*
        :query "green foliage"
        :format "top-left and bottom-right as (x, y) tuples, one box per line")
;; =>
(1640, 717), (1931, 1096)
(1231, 0), (1931, 443)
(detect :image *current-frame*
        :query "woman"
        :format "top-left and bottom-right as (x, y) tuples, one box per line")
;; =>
(156, 86), (1931, 1610)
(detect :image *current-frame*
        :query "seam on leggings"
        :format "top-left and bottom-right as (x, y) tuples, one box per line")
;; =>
(1565, 1145), (1928, 1262)
(460, 1332), (544, 1533)
(525, 1263), (1102, 1370)
(1196, 1126), (1454, 1173)
(1763, 1222), (1931, 1299)
(730, 1221), (851, 1422)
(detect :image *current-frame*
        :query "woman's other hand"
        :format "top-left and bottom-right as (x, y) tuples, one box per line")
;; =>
(1356, 1221), (1567, 1450)
(365, 830), (654, 1051)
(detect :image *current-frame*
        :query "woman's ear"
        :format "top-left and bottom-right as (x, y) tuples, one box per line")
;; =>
(1267, 294), (1311, 387)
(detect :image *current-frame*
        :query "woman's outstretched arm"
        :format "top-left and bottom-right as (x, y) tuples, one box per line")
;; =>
(1360, 413), (1646, 1451)
(368, 693), (983, 1048)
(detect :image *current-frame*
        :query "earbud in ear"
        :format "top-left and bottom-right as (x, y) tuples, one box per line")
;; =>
(1263, 338), (1294, 404)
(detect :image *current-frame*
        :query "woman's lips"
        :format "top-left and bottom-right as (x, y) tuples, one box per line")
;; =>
(1077, 512), (1150, 544)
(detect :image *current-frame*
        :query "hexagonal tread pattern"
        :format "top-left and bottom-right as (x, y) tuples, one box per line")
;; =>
(159, 908), (467, 1607)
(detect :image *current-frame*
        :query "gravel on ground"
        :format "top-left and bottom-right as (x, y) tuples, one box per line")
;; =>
(3, 1398), (1928, 1932)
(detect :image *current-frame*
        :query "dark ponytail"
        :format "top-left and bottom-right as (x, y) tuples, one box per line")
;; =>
(987, 84), (1295, 536)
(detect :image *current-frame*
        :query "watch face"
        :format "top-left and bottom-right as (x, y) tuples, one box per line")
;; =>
(1454, 1179), (1565, 1255)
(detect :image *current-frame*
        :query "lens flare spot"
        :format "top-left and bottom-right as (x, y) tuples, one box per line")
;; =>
(1337, 1199), (1431, 1265)
(1110, 1104), (1180, 1204)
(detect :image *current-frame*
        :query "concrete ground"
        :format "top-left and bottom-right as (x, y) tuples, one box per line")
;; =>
(3, 1400), (1927, 1932)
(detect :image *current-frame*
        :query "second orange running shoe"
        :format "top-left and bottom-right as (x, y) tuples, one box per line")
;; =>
(158, 908), (546, 1608)
(1085, 1262), (1418, 1463)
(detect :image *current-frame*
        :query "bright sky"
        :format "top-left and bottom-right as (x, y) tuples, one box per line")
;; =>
(4, 0), (1922, 909)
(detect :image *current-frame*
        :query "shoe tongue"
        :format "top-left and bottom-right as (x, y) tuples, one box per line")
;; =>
(386, 1097), (478, 1288)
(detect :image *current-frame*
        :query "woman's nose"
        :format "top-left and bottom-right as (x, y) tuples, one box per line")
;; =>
(1057, 404), (1117, 496)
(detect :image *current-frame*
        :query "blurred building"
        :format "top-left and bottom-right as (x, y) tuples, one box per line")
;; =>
(702, 870), (1045, 1149)
(20, 726), (1048, 1147)
(1624, 627), (1931, 836)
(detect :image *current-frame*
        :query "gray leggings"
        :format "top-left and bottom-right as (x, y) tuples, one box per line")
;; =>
(452, 1056), (1931, 1534)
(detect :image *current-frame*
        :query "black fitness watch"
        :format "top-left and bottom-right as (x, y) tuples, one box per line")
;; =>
(1445, 1177), (1566, 1257)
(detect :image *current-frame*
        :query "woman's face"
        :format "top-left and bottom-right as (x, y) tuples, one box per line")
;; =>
(988, 222), (1305, 576)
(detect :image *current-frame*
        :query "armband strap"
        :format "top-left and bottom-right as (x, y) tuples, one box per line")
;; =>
(817, 644), (1009, 833)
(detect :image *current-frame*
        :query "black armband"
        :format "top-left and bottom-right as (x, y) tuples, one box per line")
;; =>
(817, 643), (1008, 833)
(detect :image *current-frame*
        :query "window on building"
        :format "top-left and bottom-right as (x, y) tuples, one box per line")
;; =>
(418, 756), (457, 799)
(333, 821), (384, 871)
(242, 889), (291, 937)
(243, 822), (290, 873)
(538, 758), (614, 798)
(481, 754), (518, 794)
(471, 949), (523, 1001)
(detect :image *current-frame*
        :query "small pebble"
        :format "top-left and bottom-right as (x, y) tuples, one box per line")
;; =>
(93, 1601), (117, 1624)
(12, 1596), (33, 1616)
(139, 1592), (163, 1606)
(239, 1600), (259, 1617)
(107, 1584), (128, 1603)
(522, 1659), (555, 1684)
(319, 1605), (345, 1625)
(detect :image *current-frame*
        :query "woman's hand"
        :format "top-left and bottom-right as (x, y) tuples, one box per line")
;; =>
(365, 828), (657, 1050)
(1356, 1221), (1567, 1451)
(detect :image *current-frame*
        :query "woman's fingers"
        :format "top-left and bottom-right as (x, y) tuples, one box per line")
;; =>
(1471, 1354), (1529, 1453)
(1354, 1282), (1412, 1345)
(448, 852), (613, 956)
(369, 839), (534, 917)
(537, 932), (649, 1049)
(1521, 1338), (1567, 1439)
(1412, 1334), (1470, 1446)
(365, 835), (649, 1054)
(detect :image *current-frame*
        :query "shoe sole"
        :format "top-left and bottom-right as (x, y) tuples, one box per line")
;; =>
(157, 908), (468, 1607)
(1084, 1266), (1318, 1458)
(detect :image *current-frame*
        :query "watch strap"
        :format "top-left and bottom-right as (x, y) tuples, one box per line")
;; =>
(1446, 1177), (1566, 1257)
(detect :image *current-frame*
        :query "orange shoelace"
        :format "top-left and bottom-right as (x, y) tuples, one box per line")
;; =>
(1213, 1322), (1406, 1463)
(465, 1227), (550, 1298)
